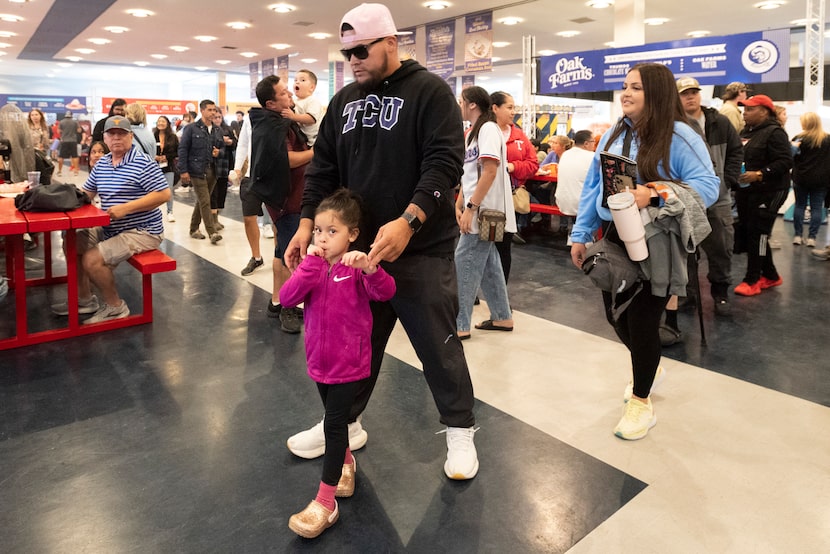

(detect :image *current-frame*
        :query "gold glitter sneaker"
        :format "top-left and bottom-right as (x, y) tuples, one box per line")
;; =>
(336, 458), (356, 498)
(288, 500), (339, 539)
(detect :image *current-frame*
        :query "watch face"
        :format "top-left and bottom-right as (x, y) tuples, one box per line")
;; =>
(403, 212), (421, 232)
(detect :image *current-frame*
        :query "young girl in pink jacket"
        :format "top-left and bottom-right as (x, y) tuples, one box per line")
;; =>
(280, 189), (396, 539)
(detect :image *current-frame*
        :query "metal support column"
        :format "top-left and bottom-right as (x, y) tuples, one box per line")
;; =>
(522, 35), (536, 139)
(803, 0), (825, 111)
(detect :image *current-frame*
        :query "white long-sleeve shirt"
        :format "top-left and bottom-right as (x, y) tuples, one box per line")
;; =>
(233, 114), (251, 177)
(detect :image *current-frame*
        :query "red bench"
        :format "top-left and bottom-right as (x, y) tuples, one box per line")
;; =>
(127, 249), (177, 323)
(527, 203), (602, 240)
(81, 249), (176, 331)
(529, 202), (565, 217)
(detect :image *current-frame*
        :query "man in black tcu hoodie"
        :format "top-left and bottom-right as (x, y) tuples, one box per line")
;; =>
(284, 3), (479, 482)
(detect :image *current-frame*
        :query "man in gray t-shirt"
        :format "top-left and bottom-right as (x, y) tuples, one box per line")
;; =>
(58, 112), (82, 176)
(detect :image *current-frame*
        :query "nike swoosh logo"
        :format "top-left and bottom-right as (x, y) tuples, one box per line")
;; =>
(333, 275), (352, 282)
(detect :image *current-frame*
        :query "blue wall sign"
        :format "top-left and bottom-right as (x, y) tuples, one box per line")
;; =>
(538, 29), (790, 95)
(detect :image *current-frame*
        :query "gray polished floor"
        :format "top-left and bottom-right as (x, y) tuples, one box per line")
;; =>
(1, 184), (828, 551)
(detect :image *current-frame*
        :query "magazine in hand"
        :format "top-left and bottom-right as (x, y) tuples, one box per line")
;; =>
(599, 151), (638, 208)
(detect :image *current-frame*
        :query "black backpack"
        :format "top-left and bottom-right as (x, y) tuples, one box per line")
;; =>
(34, 149), (54, 185)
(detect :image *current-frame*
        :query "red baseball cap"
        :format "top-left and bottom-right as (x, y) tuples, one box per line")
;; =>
(738, 94), (775, 112)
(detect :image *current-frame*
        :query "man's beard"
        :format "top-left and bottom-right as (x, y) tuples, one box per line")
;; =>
(356, 58), (389, 93)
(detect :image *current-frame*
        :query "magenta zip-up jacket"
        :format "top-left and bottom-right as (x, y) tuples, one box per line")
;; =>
(279, 254), (396, 384)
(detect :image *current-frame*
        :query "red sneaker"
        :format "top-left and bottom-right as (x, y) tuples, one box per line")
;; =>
(734, 281), (762, 296)
(758, 276), (783, 290)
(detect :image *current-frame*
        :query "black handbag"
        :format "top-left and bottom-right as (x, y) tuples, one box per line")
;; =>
(582, 228), (645, 320)
(14, 183), (91, 212)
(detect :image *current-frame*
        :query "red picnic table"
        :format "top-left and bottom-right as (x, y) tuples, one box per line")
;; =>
(0, 197), (110, 349)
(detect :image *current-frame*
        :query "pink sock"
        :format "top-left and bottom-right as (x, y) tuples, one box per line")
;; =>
(315, 481), (337, 511)
(343, 448), (354, 465)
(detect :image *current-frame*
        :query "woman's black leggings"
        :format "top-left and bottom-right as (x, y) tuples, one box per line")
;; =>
(494, 233), (512, 282)
(602, 281), (669, 399)
(317, 380), (360, 486)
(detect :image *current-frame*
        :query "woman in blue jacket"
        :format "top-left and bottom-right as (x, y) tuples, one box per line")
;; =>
(570, 63), (719, 441)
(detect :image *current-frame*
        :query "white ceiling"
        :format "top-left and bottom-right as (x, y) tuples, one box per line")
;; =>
(0, 0), (817, 94)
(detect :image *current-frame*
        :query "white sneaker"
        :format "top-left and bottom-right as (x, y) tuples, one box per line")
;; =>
(83, 300), (130, 324)
(614, 397), (656, 440)
(624, 365), (666, 402)
(261, 225), (274, 239)
(442, 426), (479, 480)
(286, 418), (368, 459)
(167, 212), (176, 222)
(51, 294), (99, 316)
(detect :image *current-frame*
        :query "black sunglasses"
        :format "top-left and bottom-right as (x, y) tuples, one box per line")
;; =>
(340, 37), (384, 61)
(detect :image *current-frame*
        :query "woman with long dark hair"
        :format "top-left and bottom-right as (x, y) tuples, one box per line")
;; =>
(490, 91), (538, 273)
(570, 63), (719, 440)
(154, 115), (179, 221)
(27, 109), (50, 153)
(454, 86), (515, 339)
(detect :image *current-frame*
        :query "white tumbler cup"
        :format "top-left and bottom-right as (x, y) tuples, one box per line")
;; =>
(607, 191), (649, 261)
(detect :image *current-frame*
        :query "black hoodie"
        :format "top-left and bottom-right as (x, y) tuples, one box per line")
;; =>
(248, 106), (309, 211)
(302, 60), (464, 257)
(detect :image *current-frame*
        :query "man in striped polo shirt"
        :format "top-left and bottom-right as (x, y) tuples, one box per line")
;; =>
(51, 115), (170, 324)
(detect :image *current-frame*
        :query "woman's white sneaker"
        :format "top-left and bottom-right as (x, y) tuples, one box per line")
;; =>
(614, 397), (656, 440)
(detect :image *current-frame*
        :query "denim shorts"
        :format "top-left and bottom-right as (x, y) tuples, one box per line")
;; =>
(264, 210), (300, 262)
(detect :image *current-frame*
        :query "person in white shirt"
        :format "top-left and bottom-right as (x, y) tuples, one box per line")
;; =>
(555, 129), (596, 217)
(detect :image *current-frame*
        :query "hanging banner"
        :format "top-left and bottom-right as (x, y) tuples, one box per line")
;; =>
(399, 28), (416, 61)
(446, 77), (457, 95)
(426, 19), (455, 80)
(538, 28), (791, 95)
(262, 58), (275, 77)
(249, 62), (260, 99)
(1, 95), (87, 115)
(277, 56), (289, 82)
(102, 98), (196, 116)
(329, 61), (345, 99)
(461, 75), (476, 90)
(464, 12), (492, 73)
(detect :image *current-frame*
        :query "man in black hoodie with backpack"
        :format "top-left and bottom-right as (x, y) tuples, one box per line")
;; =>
(284, 3), (479, 481)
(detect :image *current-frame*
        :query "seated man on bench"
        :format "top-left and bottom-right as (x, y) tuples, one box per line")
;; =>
(51, 115), (170, 324)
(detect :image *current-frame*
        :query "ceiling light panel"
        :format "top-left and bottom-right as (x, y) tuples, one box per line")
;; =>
(268, 3), (295, 12)
(126, 9), (154, 18)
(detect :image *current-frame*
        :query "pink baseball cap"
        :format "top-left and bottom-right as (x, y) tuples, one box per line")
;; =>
(340, 3), (412, 46)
